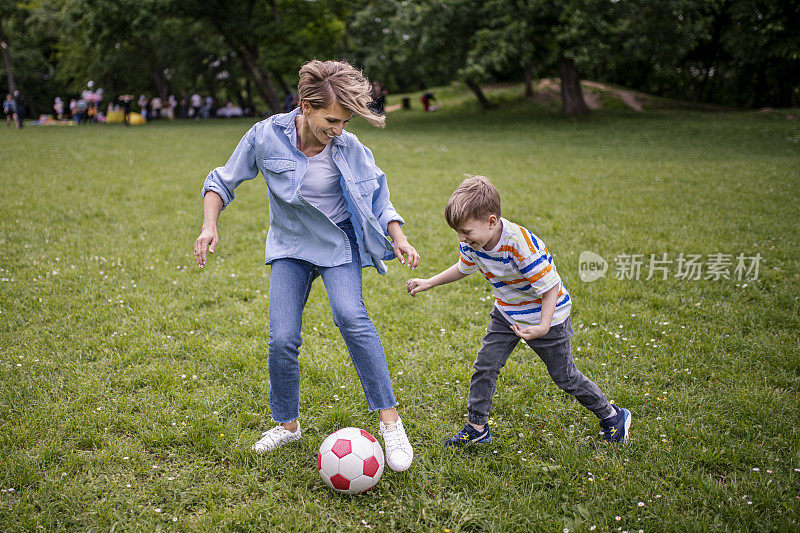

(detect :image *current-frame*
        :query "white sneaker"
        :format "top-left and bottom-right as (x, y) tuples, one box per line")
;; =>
(251, 423), (301, 452)
(379, 417), (413, 472)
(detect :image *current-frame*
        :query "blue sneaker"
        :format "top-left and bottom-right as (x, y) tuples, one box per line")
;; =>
(600, 404), (631, 444)
(444, 423), (492, 447)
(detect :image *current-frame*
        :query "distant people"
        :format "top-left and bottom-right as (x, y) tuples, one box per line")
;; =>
(78, 98), (89, 124)
(216, 101), (243, 118)
(151, 96), (163, 120)
(190, 93), (202, 119)
(4, 94), (18, 128)
(370, 81), (387, 114)
(168, 94), (177, 120)
(179, 92), (189, 119)
(69, 99), (77, 120)
(202, 95), (214, 119)
(13, 90), (25, 128)
(138, 94), (148, 120)
(54, 97), (65, 120)
(420, 91), (439, 112)
(82, 89), (101, 123)
(283, 92), (298, 112)
(119, 94), (133, 126)
(76, 98), (88, 124)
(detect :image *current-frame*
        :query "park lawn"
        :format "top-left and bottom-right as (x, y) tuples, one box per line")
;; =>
(1, 85), (799, 531)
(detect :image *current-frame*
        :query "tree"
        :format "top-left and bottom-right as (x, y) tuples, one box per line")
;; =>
(463, 0), (551, 97)
(174, 0), (350, 114)
(63, 0), (215, 100)
(0, 0), (72, 115)
(530, 0), (621, 115)
(350, 0), (495, 108)
(351, 0), (621, 114)
(599, 0), (800, 108)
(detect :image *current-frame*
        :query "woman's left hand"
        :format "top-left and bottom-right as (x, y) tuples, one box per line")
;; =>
(393, 239), (421, 270)
(387, 221), (421, 270)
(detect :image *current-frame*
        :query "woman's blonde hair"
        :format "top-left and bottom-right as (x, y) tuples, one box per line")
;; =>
(297, 59), (385, 128)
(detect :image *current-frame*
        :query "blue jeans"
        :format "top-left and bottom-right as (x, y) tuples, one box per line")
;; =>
(267, 219), (398, 423)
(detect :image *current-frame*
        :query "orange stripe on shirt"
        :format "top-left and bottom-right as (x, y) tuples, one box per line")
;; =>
(496, 297), (541, 306)
(485, 269), (550, 287)
(498, 245), (526, 263)
(525, 264), (552, 284)
(485, 272), (532, 286)
(521, 229), (538, 255)
(461, 257), (475, 267)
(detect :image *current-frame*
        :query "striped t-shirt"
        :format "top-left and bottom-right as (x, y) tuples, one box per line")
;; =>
(458, 218), (572, 327)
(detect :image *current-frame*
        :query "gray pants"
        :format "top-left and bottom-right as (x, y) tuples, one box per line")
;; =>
(467, 308), (615, 426)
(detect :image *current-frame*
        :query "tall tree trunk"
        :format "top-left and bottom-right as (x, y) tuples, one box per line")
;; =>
(215, 21), (282, 114)
(0, 37), (16, 93)
(465, 79), (494, 110)
(238, 45), (281, 113)
(269, 67), (290, 98)
(152, 67), (168, 101)
(524, 62), (533, 97)
(696, 66), (712, 103)
(268, 0), (281, 23)
(244, 77), (252, 104)
(341, 31), (350, 57)
(558, 56), (589, 115)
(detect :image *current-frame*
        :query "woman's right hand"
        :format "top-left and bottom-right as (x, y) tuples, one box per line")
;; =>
(194, 226), (219, 268)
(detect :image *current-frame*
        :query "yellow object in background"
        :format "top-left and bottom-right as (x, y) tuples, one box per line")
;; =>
(106, 111), (146, 125)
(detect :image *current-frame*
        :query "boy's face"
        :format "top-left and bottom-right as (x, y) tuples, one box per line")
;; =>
(456, 215), (501, 250)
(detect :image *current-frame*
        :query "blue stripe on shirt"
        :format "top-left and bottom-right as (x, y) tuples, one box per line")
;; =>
(474, 249), (513, 264)
(519, 255), (546, 274)
(502, 293), (571, 316)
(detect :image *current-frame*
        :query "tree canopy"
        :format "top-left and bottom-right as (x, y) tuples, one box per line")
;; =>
(1, 0), (797, 116)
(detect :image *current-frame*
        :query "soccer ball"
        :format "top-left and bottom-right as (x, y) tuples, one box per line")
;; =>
(318, 427), (384, 494)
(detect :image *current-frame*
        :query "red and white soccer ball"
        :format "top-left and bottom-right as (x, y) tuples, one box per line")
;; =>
(318, 427), (385, 494)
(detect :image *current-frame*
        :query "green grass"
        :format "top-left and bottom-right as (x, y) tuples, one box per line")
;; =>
(1, 84), (799, 531)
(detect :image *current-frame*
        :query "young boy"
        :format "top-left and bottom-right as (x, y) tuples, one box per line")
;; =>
(406, 176), (631, 445)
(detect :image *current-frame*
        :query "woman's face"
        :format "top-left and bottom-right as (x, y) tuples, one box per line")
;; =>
(301, 100), (352, 146)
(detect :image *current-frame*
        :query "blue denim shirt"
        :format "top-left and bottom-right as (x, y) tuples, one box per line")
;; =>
(202, 108), (404, 274)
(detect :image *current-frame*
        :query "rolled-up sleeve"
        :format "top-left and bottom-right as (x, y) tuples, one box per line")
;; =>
(361, 145), (404, 233)
(202, 126), (259, 209)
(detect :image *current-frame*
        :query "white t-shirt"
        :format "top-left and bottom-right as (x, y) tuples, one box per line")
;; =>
(300, 143), (349, 223)
(458, 218), (572, 327)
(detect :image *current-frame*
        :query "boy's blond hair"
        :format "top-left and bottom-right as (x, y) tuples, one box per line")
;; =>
(297, 59), (385, 128)
(444, 175), (501, 229)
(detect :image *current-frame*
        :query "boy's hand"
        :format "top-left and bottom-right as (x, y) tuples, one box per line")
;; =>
(510, 323), (549, 340)
(406, 278), (432, 296)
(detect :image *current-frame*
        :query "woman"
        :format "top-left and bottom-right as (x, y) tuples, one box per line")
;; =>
(194, 60), (419, 471)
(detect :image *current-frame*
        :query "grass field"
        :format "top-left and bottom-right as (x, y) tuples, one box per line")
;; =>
(1, 84), (799, 531)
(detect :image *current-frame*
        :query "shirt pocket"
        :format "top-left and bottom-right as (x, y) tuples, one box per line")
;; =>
(261, 158), (297, 197)
(262, 158), (296, 174)
(354, 176), (379, 196)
